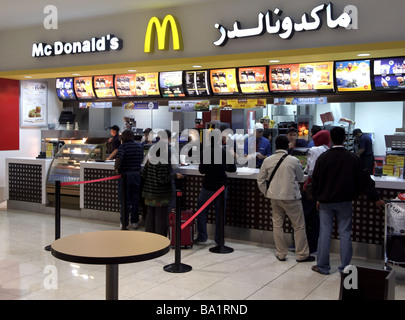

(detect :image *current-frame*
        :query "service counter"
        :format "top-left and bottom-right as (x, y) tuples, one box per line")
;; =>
(6, 157), (405, 259)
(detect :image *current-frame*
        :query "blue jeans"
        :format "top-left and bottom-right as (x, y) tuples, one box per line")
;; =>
(118, 171), (141, 227)
(196, 186), (228, 243)
(316, 202), (353, 274)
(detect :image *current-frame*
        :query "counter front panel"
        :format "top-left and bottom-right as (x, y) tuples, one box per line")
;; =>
(8, 163), (43, 203)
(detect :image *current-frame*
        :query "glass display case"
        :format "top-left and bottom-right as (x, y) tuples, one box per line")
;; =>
(47, 144), (104, 184)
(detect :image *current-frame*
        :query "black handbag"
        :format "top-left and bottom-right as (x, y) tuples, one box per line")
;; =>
(266, 154), (288, 192)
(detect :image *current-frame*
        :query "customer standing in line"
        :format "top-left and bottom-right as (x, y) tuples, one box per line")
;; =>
(141, 130), (183, 236)
(257, 135), (314, 263)
(353, 128), (375, 175)
(311, 126), (385, 275)
(302, 130), (331, 254)
(114, 129), (144, 230)
(194, 128), (237, 244)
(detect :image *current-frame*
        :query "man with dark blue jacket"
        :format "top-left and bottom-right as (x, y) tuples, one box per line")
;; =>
(311, 127), (384, 275)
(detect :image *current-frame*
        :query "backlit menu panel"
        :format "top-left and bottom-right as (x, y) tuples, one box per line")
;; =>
(74, 77), (96, 99)
(115, 73), (160, 97)
(336, 60), (371, 92)
(374, 57), (405, 91)
(56, 78), (76, 101)
(185, 70), (210, 96)
(93, 75), (116, 98)
(159, 71), (186, 97)
(270, 62), (334, 92)
(239, 66), (269, 94)
(210, 68), (239, 95)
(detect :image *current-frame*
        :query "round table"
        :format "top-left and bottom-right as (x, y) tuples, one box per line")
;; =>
(51, 230), (170, 300)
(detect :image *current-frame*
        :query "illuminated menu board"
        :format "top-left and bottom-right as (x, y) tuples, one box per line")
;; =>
(239, 66), (269, 94)
(270, 62), (334, 93)
(185, 70), (210, 96)
(210, 68), (239, 95)
(159, 71), (186, 97)
(56, 78), (76, 101)
(115, 73), (160, 97)
(74, 77), (96, 99)
(374, 57), (405, 91)
(335, 60), (371, 92)
(93, 75), (116, 98)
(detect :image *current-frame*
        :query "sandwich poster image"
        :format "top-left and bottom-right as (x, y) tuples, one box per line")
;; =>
(210, 69), (239, 95)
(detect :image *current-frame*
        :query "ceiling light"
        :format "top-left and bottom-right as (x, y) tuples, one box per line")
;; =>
(24, 76), (32, 78)
(72, 73), (80, 76)
(357, 53), (370, 57)
(269, 60), (280, 63)
(128, 69), (137, 72)
(192, 65), (202, 68)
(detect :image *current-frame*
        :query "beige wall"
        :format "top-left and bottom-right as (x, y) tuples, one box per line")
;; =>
(0, 0), (403, 72)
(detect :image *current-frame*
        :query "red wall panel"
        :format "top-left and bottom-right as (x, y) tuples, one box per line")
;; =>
(0, 79), (20, 151)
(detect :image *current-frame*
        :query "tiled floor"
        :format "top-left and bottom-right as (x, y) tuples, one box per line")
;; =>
(1, 200), (405, 300)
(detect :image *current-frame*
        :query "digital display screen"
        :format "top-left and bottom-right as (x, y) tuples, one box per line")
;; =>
(239, 66), (269, 94)
(185, 70), (210, 96)
(270, 62), (334, 93)
(74, 77), (96, 99)
(93, 75), (116, 98)
(56, 78), (76, 100)
(159, 71), (186, 97)
(374, 57), (405, 91)
(210, 68), (239, 95)
(115, 73), (160, 97)
(335, 60), (371, 92)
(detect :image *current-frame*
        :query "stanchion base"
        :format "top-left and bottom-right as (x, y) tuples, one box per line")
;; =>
(163, 263), (192, 273)
(44, 245), (51, 252)
(209, 245), (234, 254)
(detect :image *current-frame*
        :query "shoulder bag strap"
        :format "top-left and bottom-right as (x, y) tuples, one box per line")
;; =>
(266, 154), (288, 190)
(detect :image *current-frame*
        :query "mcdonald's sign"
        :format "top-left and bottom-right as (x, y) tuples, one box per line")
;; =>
(144, 15), (183, 53)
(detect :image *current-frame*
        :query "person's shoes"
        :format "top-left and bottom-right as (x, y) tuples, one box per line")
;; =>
(193, 238), (207, 244)
(276, 255), (286, 262)
(296, 255), (315, 263)
(128, 223), (139, 230)
(311, 265), (329, 275)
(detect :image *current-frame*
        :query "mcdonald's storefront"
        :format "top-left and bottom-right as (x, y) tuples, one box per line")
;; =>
(2, 0), (405, 259)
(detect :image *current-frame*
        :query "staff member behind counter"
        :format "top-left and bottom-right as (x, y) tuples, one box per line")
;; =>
(106, 125), (120, 160)
(244, 123), (272, 168)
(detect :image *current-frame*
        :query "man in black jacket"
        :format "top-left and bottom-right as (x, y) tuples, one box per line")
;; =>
(311, 127), (384, 275)
(194, 129), (237, 244)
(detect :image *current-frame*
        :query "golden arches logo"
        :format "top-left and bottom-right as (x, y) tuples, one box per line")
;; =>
(144, 15), (183, 53)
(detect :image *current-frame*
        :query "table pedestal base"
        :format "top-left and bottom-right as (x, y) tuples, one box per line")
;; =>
(163, 263), (192, 273)
(106, 264), (119, 300)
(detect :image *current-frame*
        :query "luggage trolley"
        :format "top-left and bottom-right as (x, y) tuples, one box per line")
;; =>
(384, 200), (405, 269)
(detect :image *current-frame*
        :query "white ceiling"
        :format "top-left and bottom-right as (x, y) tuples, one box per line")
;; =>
(0, 0), (208, 30)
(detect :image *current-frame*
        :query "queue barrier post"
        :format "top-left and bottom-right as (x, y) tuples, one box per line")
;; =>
(164, 189), (192, 273)
(45, 175), (122, 252)
(45, 180), (61, 251)
(209, 189), (234, 254)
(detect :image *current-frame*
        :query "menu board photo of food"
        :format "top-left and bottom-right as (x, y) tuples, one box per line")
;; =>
(74, 77), (96, 99)
(94, 75), (116, 98)
(115, 74), (137, 97)
(159, 71), (186, 97)
(210, 68), (239, 95)
(335, 60), (371, 92)
(56, 78), (76, 101)
(270, 62), (334, 93)
(185, 70), (210, 96)
(374, 57), (405, 90)
(115, 73), (160, 97)
(239, 66), (269, 94)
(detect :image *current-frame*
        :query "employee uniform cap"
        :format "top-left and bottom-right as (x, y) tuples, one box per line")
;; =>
(109, 125), (120, 132)
(143, 128), (152, 133)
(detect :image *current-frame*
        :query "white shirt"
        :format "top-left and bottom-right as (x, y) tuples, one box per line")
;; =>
(304, 144), (329, 177)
